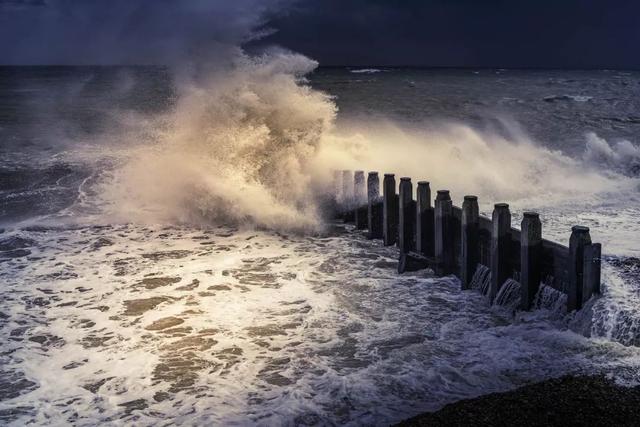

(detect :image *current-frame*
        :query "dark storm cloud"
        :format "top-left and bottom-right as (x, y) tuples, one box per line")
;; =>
(1, 0), (638, 68)
(260, 0), (640, 69)
(0, 0), (290, 65)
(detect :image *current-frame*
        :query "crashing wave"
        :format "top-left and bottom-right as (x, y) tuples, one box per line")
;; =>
(583, 133), (640, 176)
(104, 52), (339, 231)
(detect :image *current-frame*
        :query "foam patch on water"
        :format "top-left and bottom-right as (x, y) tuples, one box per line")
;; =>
(2, 224), (640, 425)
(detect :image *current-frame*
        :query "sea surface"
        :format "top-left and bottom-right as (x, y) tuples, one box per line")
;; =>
(1, 66), (640, 425)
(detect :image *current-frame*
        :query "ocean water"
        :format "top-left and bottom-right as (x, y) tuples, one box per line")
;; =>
(1, 66), (640, 426)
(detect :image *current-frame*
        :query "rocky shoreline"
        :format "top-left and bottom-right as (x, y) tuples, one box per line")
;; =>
(396, 376), (640, 426)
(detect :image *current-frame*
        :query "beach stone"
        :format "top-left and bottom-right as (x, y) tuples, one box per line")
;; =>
(396, 376), (640, 427)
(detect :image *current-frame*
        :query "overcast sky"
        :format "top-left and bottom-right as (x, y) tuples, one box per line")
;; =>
(261, 0), (640, 68)
(1, 0), (639, 68)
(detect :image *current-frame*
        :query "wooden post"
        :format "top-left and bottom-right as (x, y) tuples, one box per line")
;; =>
(367, 172), (383, 239)
(434, 190), (453, 275)
(490, 203), (511, 302)
(354, 171), (366, 204)
(354, 171), (367, 229)
(398, 177), (414, 253)
(329, 170), (341, 219)
(342, 170), (354, 223)
(461, 195), (479, 289)
(383, 174), (398, 246)
(520, 212), (542, 310)
(332, 170), (341, 196)
(583, 243), (602, 306)
(416, 181), (434, 257)
(568, 226), (592, 312)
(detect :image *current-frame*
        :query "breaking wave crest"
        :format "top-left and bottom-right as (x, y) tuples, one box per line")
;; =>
(103, 52), (338, 231)
(583, 132), (640, 176)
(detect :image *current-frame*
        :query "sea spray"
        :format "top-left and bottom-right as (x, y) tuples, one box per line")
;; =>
(96, 61), (640, 232)
(586, 261), (640, 346)
(103, 52), (341, 231)
(318, 121), (639, 209)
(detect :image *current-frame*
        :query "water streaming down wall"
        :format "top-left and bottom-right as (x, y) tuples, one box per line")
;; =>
(533, 283), (568, 313)
(467, 265), (567, 313)
(470, 264), (491, 296)
(494, 278), (522, 311)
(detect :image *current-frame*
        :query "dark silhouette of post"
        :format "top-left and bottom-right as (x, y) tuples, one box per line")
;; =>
(568, 226), (592, 312)
(461, 195), (479, 289)
(520, 212), (542, 310)
(328, 170), (341, 219)
(367, 172), (383, 239)
(342, 170), (354, 222)
(434, 190), (453, 275)
(383, 174), (398, 246)
(490, 203), (511, 302)
(583, 242), (602, 306)
(354, 170), (367, 229)
(416, 181), (434, 257)
(398, 177), (415, 253)
(332, 170), (341, 196)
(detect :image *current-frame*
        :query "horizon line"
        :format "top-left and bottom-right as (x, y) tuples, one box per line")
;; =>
(0, 64), (638, 72)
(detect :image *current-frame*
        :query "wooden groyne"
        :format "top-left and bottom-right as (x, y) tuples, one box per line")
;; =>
(333, 170), (602, 313)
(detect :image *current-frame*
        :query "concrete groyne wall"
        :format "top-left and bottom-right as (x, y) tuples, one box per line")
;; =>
(333, 170), (602, 313)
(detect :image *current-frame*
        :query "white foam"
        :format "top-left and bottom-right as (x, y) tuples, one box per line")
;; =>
(3, 224), (640, 425)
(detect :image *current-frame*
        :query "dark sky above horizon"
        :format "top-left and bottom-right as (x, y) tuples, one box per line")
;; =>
(1, 0), (639, 68)
(262, 0), (640, 69)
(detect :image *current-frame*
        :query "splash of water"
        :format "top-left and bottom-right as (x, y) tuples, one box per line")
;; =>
(317, 122), (640, 208)
(102, 52), (339, 231)
(494, 278), (522, 312)
(588, 262), (640, 346)
(583, 132), (640, 176)
(533, 283), (567, 313)
(470, 264), (492, 296)
(81, 56), (640, 234)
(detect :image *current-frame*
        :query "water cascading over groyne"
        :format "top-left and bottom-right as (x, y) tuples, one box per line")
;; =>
(330, 170), (602, 313)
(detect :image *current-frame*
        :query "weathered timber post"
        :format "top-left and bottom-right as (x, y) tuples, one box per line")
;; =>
(583, 243), (602, 306)
(490, 203), (511, 302)
(520, 212), (542, 310)
(354, 171), (366, 203)
(461, 195), (479, 289)
(416, 181), (434, 257)
(329, 170), (341, 219)
(434, 190), (453, 275)
(383, 174), (398, 246)
(367, 172), (383, 239)
(342, 170), (354, 222)
(354, 171), (367, 229)
(332, 169), (341, 195)
(568, 226), (592, 312)
(398, 177), (415, 253)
